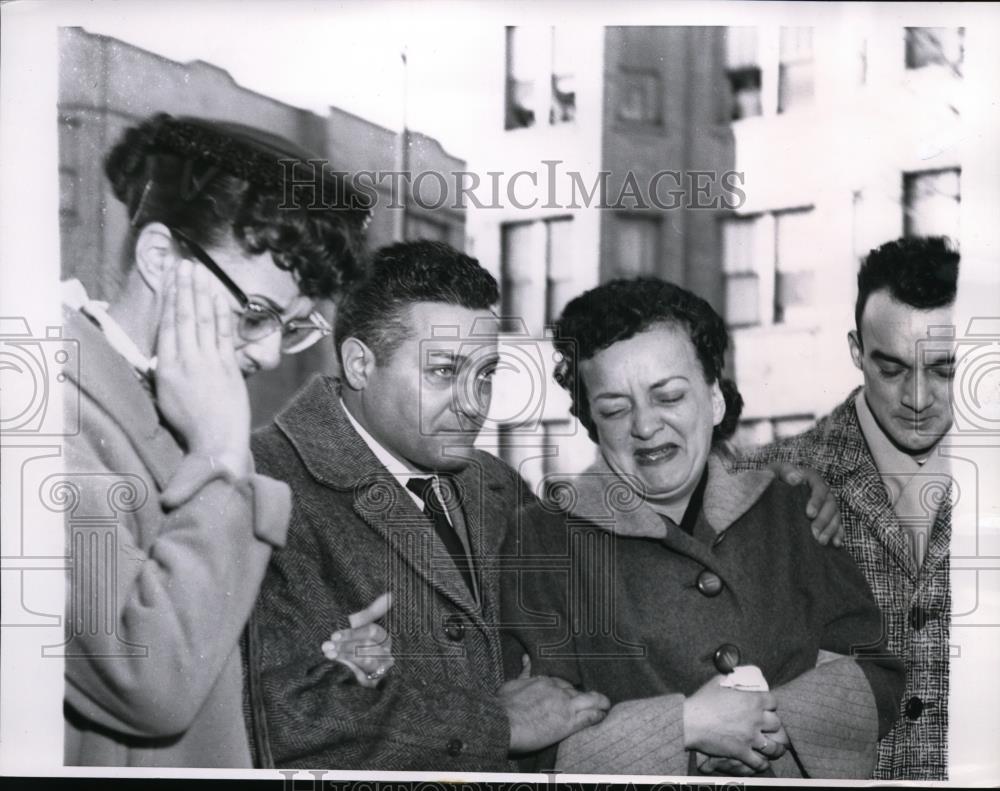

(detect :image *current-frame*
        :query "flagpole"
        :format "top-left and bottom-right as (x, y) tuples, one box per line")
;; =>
(394, 46), (409, 241)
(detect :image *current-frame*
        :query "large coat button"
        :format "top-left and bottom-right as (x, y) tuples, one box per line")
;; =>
(905, 696), (924, 720)
(696, 570), (724, 597)
(444, 616), (465, 642)
(447, 738), (465, 757)
(714, 643), (741, 674)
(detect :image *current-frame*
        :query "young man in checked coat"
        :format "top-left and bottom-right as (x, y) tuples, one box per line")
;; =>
(740, 237), (959, 780)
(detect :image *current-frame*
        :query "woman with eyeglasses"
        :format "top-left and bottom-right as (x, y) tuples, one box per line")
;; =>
(60, 114), (393, 768)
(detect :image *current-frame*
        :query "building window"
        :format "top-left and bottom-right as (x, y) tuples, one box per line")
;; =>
(550, 27), (576, 125)
(778, 27), (814, 113)
(722, 216), (761, 328)
(505, 26), (575, 130)
(545, 217), (574, 324)
(773, 207), (816, 324)
(903, 168), (960, 242)
(616, 69), (663, 126)
(611, 214), (660, 279)
(725, 27), (762, 120)
(905, 27), (964, 73)
(501, 217), (574, 333)
(505, 27), (537, 130)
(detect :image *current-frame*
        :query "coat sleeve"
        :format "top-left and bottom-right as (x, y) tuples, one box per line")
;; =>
(554, 693), (689, 775)
(63, 396), (290, 738)
(769, 494), (905, 779)
(501, 504), (691, 775)
(253, 490), (511, 769)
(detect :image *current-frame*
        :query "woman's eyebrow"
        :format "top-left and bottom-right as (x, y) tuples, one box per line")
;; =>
(247, 293), (291, 314)
(593, 391), (630, 401)
(650, 377), (688, 389)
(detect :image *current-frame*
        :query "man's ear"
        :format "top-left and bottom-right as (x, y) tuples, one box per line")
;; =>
(133, 223), (180, 295)
(848, 329), (863, 372)
(710, 380), (726, 427)
(340, 337), (376, 390)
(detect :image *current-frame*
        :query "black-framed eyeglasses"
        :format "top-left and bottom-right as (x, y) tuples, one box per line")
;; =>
(170, 227), (332, 355)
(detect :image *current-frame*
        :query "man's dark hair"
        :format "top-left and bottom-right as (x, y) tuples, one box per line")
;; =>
(855, 236), (959, 338)
(334, 240), (499, 365)
(553, 277), (743, 445)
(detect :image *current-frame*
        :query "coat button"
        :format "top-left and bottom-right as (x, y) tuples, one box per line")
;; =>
(714, 643), (741, 674)
(444, 616), (465, 642)
(909, 607), (932, 630)
(696, 570), (724, 597)
(447, 738), (465, 757)
(905, 696), (924, 720)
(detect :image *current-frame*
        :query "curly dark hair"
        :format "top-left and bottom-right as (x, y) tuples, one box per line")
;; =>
(334, 240), (499, 365)
(855, 236), (959, 339)
(104, 113), (370, 299)
(553, 277), (743, 445)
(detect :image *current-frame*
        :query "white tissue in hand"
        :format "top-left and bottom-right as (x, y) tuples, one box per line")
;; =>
(720, 664), (769, 691)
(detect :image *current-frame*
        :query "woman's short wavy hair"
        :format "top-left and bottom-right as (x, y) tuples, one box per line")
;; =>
(104, 113), (370, 299)
(553, 277), (744, 445)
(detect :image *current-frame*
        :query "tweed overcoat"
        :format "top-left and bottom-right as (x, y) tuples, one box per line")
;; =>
(502, 452), (904, 778)
(247, 375), (522, 770)
(61, 306), (291, 767)
(739, 388), (952, 780)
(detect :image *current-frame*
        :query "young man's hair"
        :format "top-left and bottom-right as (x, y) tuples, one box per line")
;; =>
(855, 236), (959, 338)
(334, 240), (499, 365)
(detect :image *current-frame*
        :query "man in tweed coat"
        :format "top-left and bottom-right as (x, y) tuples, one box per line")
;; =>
(248, 241), (611, 770)
(741, 237), (958, 780)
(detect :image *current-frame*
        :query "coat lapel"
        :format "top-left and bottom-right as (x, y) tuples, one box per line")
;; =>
(824, 398), (920, 581)
(455, 461), (509, 675)
(274, 375), (484, 619)
(560, 454), (766, 597)
(63, 306), (181, 490)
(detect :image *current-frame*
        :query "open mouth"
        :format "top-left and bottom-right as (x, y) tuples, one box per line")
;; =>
(634, 443), (679, 466)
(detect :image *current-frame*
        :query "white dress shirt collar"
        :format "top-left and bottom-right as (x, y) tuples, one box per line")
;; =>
(340, 398), (434, 509)
(62, 278), (157, 378)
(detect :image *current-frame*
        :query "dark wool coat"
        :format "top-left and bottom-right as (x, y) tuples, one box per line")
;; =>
(246, 375), (522, 771)
(740, 388), (952, 780)
(502, 452), (905, 778)
(62, 306), (290, 767)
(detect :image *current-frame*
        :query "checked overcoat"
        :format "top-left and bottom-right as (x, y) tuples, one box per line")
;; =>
(740, 388), (952, 780)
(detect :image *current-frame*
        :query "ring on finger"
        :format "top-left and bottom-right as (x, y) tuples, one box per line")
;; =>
(366, 665), (389, 681)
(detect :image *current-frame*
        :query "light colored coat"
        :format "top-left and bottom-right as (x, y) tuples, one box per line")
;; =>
(61, 307), (290, 767)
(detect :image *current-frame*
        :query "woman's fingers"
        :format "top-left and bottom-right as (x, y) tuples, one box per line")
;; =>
(193, 266), (216, 349)
(214, 293), (236, 360)
(761, 709), (782, 733)
(174, 259), (198, 359)
(570, 689), (611, 712)
(157, 271), (178, 363)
